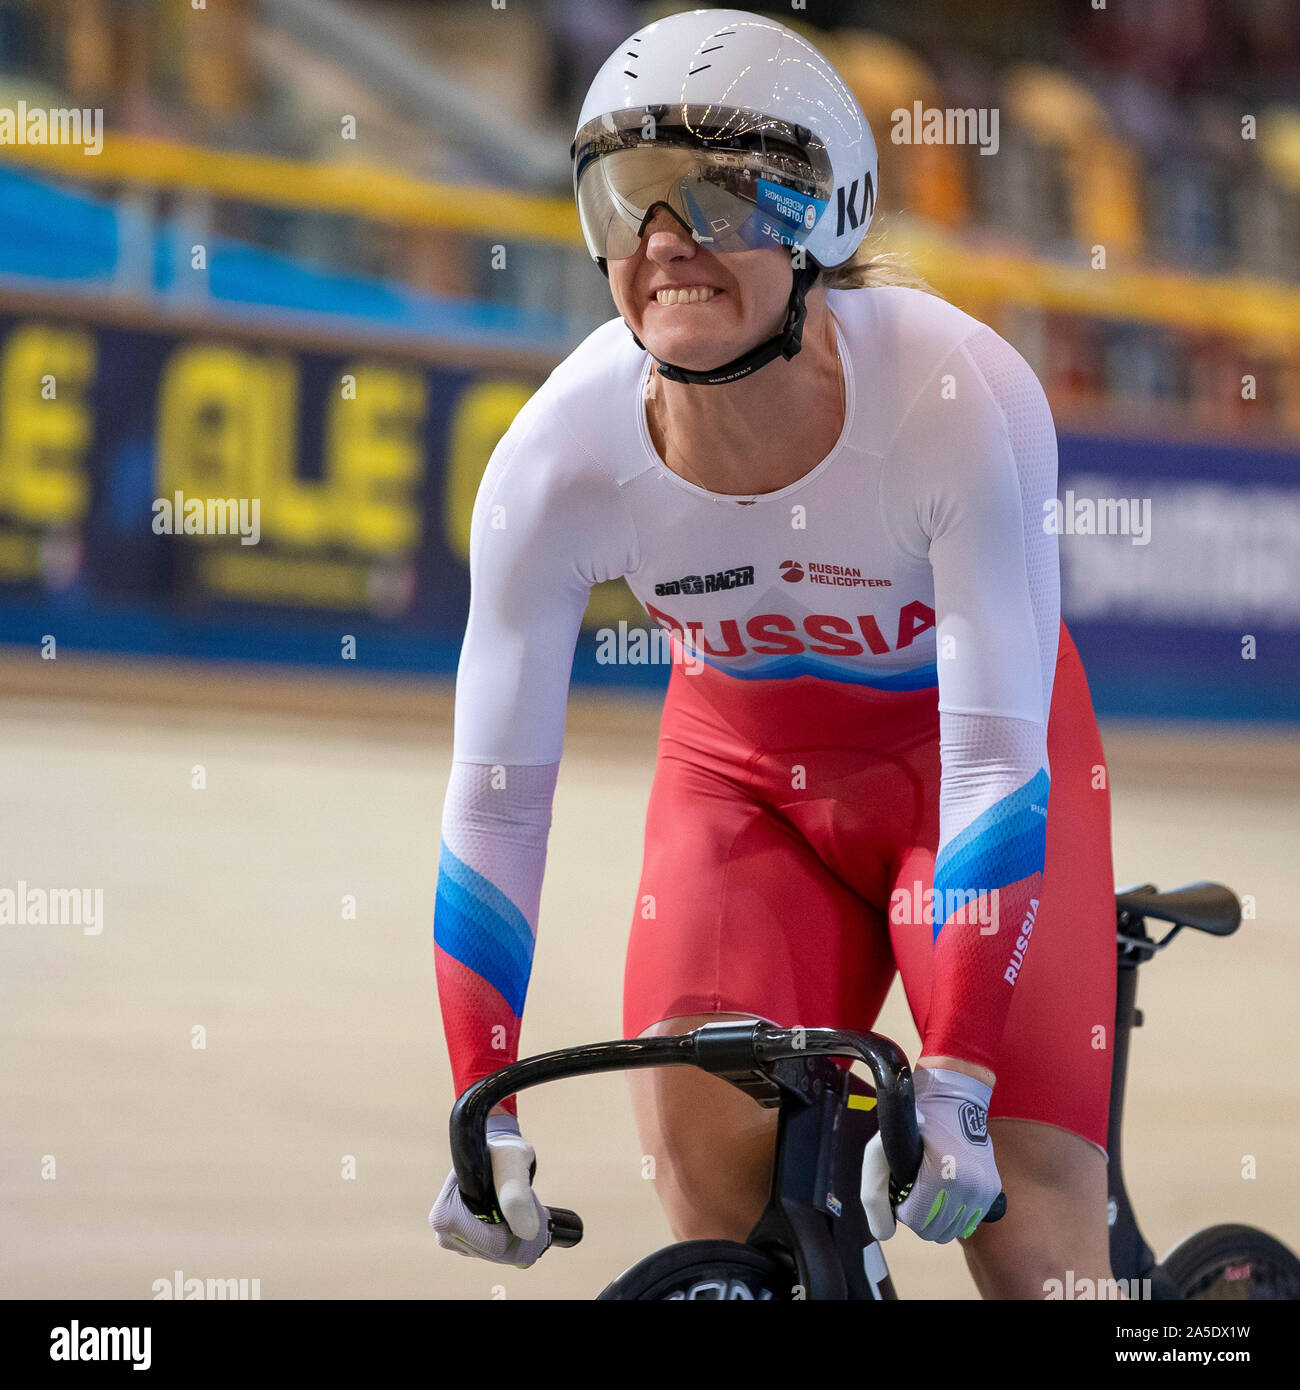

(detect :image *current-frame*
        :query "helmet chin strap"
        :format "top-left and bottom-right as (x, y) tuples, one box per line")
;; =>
(599, 253), (822, 387)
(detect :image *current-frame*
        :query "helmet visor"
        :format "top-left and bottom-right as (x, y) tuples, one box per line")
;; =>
(573, 105), (833, 262)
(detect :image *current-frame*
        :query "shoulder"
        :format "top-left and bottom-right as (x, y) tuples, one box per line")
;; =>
(471, 319), (645, 572)
(492, 317), (647, 490)
(832, 286), (1048, 441)
(541, 314), (646, 403)
(830, 284), (990, 377)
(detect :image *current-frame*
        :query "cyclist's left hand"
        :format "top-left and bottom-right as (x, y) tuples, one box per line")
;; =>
(860, 1066), (1000, 1244)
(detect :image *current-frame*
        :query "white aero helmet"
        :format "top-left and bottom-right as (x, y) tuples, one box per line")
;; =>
(572, 9), (877, 385)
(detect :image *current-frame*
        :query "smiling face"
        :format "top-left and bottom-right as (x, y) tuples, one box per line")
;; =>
(606, 207), (793, 372)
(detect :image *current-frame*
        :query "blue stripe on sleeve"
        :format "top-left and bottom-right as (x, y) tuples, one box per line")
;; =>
(434, 844), (536, 1016)
(932, 768), (1050, 943)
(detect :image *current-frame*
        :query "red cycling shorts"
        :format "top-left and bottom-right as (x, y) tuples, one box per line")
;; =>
(623, 622), (1116, 1154)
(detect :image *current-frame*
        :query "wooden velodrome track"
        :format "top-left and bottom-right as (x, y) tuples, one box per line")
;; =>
(0, 654), (1296, 1300)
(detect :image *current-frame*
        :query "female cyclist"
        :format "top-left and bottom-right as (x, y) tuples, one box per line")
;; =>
(430, 9), (1118, 1299)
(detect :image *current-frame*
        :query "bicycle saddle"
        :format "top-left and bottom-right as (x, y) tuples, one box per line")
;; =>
(1114, 882), (1240, 936)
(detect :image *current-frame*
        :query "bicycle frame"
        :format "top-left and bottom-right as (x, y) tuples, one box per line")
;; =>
(741, 1050), (899, 1298)
(1107, 906), (1181, 1299)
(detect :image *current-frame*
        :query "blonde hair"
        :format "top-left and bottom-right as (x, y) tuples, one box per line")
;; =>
(821, 232), (939, 296)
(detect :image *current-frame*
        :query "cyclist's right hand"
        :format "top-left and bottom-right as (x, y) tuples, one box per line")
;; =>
(429, 1113), (553, 1267)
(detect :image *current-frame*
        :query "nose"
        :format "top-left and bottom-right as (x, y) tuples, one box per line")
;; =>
(641, 204), (698, 263)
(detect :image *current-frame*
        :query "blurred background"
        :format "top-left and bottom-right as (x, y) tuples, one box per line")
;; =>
(0, 0), (1297, 1301)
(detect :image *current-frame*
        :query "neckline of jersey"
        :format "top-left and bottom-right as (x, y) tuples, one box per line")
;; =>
(634, 308), (856, 506)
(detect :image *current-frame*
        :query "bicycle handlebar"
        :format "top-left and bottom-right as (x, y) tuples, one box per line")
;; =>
(449, 1020), (1004, 1245)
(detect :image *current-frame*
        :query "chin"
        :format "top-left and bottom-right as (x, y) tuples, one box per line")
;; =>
(643, 334), (737, 368)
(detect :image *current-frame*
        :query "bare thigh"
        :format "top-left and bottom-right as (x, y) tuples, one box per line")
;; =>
(962, 1118), (1116, 1299)
(628, 1013), (778, 1243)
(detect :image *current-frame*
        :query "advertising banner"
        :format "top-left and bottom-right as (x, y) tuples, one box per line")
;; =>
(0, 306), (1294, 719)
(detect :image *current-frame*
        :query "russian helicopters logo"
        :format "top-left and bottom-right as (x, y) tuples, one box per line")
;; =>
(959, 1102), (989, 1145)
(780, 561), (891, 588)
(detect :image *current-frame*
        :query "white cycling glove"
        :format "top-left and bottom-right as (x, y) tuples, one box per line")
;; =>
(430, 1113), (553, 1267)
(860, 1067), (1000, 1245)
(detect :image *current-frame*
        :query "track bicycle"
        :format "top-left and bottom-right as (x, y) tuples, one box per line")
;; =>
(448, 881), (1300, 1299)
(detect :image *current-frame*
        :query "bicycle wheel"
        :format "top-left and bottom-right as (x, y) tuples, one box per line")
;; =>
(597, 1241), (794, 1300)
(1157, 1224), (1300, 1300)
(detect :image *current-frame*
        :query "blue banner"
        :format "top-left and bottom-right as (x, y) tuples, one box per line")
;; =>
(1056, 433), (1300, 720)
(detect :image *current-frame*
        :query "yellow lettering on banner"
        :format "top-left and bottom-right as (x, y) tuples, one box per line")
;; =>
(198, 551), (370, 606)
(0, 531), (39, 574)
(325, 366), (425, 554)
(158, 345), (423, 556)
(443, 379), (534, 562)
(156, 344), (278, 505)
(251, 355), (319, 545)
(0, 323), (95, 524)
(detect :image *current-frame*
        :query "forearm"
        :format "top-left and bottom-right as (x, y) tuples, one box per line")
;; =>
(434, 761), (558, 1105)
(922, 712), (1050, 1082)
